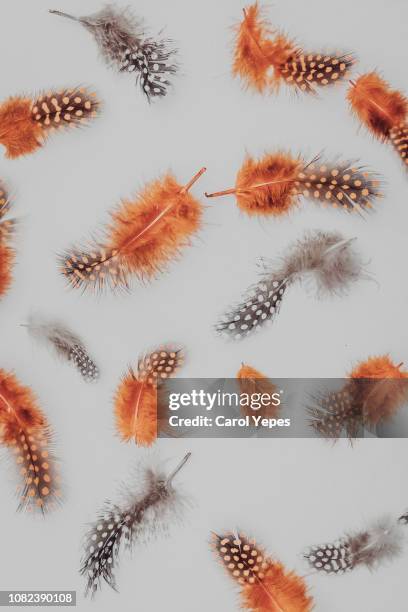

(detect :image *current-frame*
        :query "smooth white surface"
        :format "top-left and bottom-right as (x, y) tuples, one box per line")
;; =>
(0, 0), (407, 610)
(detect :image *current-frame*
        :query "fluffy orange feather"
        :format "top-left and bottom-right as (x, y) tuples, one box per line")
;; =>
(349, 355), (408, 426)
(205, 151), (381, 215)
(233, 3), (354, 94)
(0, 181), (15, 299)
(0, 370), (60, 513)
(347, 73), (408, 168)
(213, 532), (313, 612)
(61, 168), (206, 291)
(0, 88), (99, 159)
(114, 347), (184, 447)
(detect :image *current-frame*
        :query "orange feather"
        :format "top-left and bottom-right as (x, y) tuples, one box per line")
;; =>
(237, 364), (279, 418)
(347, 73), (408, 169)
(212, 532), (313, 612)
(60, 168), (206, 291)
(114, 347), (184, 447)
(0, 88), (100, 159)
(349, 355), (408, 426)
(205, 151), (381, 215)
(0, 370), (60, 513)
(233, 3), (354, 94)
(0, 181), (15, 299)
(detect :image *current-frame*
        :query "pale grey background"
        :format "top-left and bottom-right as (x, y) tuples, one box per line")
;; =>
(0, 0), (407, 610)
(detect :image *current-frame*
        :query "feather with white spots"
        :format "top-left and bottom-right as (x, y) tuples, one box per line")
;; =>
(80, 453), (191, 596)
(49, 6), (177, 101)
(23, 315), (99, 382)
(305, 516), (405, 575)
(217, 230), (364, 340)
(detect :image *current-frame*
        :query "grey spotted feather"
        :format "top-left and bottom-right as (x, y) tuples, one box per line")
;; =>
(49, 5), (177, 100)
(217, 230), (364, 340)
(23, 315), (99, 382)
(80, 452), (190, 596)
(305, 516), (404, 575)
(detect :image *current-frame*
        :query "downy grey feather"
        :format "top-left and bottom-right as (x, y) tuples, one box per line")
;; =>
(49, 5), (177, 100)
(80, 452), (190, 596)
(24, 315), (99, 382)
(217, 230), (364, 340)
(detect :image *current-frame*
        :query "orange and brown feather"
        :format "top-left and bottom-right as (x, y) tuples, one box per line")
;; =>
(114, 348), (184, 447)
(0, 370), (60, 513)
(237, 364), (279, 418)
(230, 152), (381, 216)
(60, 173), (203, 292)
(233, 3), (354, 94)
(0, 87), (99, 158)
(212, 532), (313, 612)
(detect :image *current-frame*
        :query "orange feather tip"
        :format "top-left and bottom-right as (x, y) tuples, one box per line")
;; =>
(60, 168), (206, 292)
(0, 180), (16, 299)
(237, 363), (279, 418)
(212, 531), (313, 612)
(0, 87), (100, 158)
(205, 152), (382, 215)
(0, 369), (61, 513)
(233, 3), (354, 94)
(114, 346), (184, 447)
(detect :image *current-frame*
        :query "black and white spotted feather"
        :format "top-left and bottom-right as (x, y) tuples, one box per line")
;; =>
(23, 315), (99, 382)
(80, 453), (190, 596)
(217, 230), (364, 340)
(49, 5), (177, 100)
(304, 516), (404, 575)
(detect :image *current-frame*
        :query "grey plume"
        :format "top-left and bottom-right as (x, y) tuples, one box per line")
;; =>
(49, 5), (178, 100)
(24, 315), (99, 382)
(217, 230), (364, 340)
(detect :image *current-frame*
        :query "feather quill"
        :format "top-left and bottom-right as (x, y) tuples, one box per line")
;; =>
(0, 369), (60, 513)
(217, 230), (364, 340)
(80, 452), (191, 596)
(212, 531), (313, 611)
(233, 3), (354, 94)
(347, 72), (408, 169)
(205, 152), (382, 215)
(305, 516), (404, 574)
(309, 355), (408, 440)
(23, 315), (99, 382)
(0, 180), (15, 298)
(59, 167), (206, 292)
(0, 87), (100, 159)
(50, 6), (177, 100)
(114, 346), (184, 446)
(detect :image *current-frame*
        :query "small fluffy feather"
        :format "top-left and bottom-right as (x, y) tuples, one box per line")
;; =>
(205, 152), (381, 215)
(0, 369), (60, 513)
(233, 3), (354, 94)
(237, 364), (279, 418)
(24, 315), (99, 382)
(0, 88), (100, 158)
(0, 181), (15, 298)
(80, 453), (190, 596)
(114, 347), (184, 446)
(305, 516), (404, 574)
(213, 531), (313, 611)
(60, 169), (205, 292)
(50, 6), (177, 100)
(217, 230), (363, 340)
(348, 73), (408, 140)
